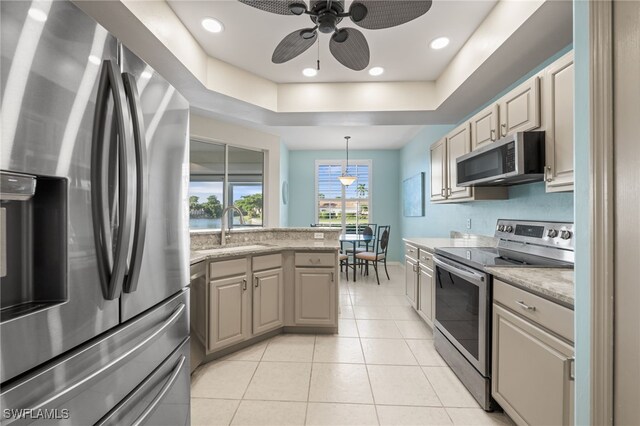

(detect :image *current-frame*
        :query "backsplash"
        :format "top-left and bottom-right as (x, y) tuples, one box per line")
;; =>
(190, 227), (341, 251)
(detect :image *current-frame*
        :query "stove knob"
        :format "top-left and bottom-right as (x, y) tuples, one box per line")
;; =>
(560, 230), (572, 240)
(498, 225), (505, 232)
(505, 225), (513, 233)
(547, 229), (559, 238)
(496, 225), (502, 232)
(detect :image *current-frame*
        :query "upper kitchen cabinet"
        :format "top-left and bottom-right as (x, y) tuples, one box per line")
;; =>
(543, 51), (575, 192)
(470, 104), (500, 150)
(498, 76), (541, 138)
(430, 123), (507, 203)
(430, 138), (447, 202)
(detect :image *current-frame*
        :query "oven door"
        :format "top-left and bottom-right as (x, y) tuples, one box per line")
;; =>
(433, 256), (490, 376)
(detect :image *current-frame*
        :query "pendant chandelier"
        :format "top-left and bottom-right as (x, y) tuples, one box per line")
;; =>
(338, 136), (357, 186)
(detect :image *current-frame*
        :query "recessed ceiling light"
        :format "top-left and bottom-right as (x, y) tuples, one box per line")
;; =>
(430, 37), (450, 50)
(28, 8), (48, 22)
(88, 55), (101, 66)
(202, 17), (224, 33)
(368, 66), (384, 76)
(302, 68), (317, 77)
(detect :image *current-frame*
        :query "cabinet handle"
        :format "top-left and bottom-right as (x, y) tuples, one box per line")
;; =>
(330, 272), (334, 282)
(567, 357), (575, 381)
(515, 300), (536, 311)
(441, 188), (445, 198)
(490, 129), (496, 141)
(544, 165), (552, 182)
(408, 249), (415, 253)
(501, 123), (507, 137)
(242, 279), (247, 291)
(447, 188), (452, 196)
(254, 277), (259, 288)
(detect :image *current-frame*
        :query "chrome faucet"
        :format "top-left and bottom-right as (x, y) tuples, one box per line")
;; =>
(220, 205), (244, 246)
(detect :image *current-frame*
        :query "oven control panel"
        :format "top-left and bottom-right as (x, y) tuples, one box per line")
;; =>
(494, 219), (574, 250)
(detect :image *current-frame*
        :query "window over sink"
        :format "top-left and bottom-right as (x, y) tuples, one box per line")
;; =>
(189, 140), (264, 230)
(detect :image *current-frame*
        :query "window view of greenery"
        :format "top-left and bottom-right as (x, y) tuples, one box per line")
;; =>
(317, 162), (370, 227)
(189, 141), (264, 230)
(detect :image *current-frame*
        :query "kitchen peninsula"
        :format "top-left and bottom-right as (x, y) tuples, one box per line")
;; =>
(190, 228), (341, 370)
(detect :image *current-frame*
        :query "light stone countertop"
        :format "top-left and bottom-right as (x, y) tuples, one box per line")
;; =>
(190, 239), (340, 265)
(485, 267), (575, 308)
(402, 236), (497, 253)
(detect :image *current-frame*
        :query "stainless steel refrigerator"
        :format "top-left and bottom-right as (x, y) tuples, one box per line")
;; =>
(0, 1), (190, 424)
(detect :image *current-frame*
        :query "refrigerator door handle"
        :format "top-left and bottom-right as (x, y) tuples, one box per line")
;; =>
(131, 355), (186, 426)
(28, 303), (186, 413)
(91, 59), (134, 300)
(122, 72), (148, 294)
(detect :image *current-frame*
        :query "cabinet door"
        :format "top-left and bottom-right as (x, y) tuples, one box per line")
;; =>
(209, 275), (249, 352)
(418, 266), (433, 327)
(430, 138), (447, 201)
(446, 123), (473, 200)
(253, 268), (284, 335)
(492, 304), (574, 426)
(405, 257), (418, 309)
(499, 76), (541, 137)
(191, 265), (207, 347)
(294, 267), (336, 326)
(471, 104), (500, 150)
(544, 52), (575, 192)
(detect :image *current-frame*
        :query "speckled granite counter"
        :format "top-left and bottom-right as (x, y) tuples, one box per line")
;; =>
(403, 236), (497, 253)
(486, 267), (575, 308)
(190, 240), (340, 265)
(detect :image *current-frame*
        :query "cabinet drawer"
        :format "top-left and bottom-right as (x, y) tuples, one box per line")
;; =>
(418, 250), (433, 268)
(209, 258), (247, 280)
(295, 252), (335, 267)
(494, 279), (574, 342)
(253, 253), (282, 272)
(405, 244), (419, 260)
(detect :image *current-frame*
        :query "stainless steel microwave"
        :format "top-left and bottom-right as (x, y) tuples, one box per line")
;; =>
(456, 131), (545, 187)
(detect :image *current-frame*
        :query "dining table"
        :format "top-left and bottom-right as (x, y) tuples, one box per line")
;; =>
(339, 233), (374, 282)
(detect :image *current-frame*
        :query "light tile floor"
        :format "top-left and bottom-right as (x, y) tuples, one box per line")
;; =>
(191, 265), (514, 426)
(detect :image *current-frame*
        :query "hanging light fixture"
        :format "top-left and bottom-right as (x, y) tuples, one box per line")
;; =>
(338, 136), (357, 186)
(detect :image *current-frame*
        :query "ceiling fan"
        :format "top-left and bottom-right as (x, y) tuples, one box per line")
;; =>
(237, 0), (433, 71)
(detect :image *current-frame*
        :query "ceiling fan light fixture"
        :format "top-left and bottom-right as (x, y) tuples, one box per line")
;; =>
(202, 17), (224, 33)
(289, 2), (307, 15)
(430, 36), (450, 50)
(302, 67), (318, 77)
(368, 66), (384, 76)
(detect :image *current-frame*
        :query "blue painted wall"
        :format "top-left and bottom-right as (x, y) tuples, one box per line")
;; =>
(573, 1), (590, 423)
(279, 141), (290, 227)
(288, 149), (402, 261)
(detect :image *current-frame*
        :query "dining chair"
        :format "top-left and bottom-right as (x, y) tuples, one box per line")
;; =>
(355, 225), (391, 285)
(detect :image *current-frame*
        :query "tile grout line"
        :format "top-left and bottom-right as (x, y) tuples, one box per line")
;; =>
(358, 330), (381, 426)
(302, 334), (317, 425)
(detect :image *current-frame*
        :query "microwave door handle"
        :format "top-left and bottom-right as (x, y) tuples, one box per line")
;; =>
(91, 59), (134, 300)
(433, 257), (485, 286)
(122, 72), (148, 294)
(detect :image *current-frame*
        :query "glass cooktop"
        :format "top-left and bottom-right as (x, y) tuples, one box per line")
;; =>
(434, 246), (574, 270)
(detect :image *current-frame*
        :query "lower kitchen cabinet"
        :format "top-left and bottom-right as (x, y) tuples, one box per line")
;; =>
(294, 267), (336, 326)
(208, 274), (250, 352)
(417, 265), (433, 327)
(492, 303), (574, 425)
(252, 268), (284, 334)
(404, 256), (419, 309)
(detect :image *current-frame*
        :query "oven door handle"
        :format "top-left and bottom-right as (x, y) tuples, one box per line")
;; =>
(433, 257), (485, 286)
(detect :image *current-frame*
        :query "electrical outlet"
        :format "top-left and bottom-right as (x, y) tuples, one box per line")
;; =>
(466, 218), (472, 229)
(314, 232), (324, 240)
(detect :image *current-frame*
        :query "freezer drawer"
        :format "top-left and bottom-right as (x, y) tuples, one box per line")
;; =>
(96, 339), (190, 426)
(0, 289), (189, 425)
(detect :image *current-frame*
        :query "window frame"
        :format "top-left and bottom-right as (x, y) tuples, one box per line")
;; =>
(189, 138), (265, 231)
(314, 159), (373, 229)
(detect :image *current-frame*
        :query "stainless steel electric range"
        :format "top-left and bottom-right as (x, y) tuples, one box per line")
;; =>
(432, 219), (574, 411)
